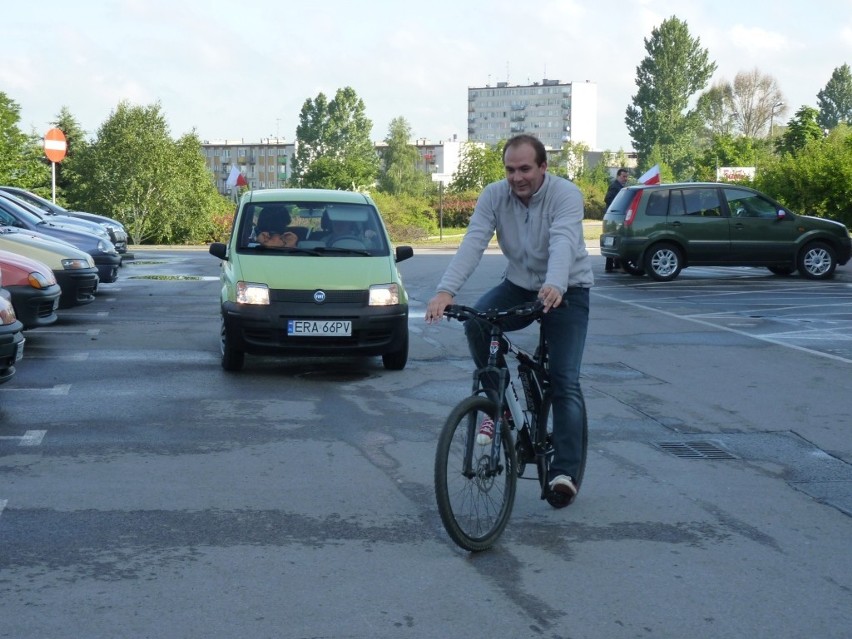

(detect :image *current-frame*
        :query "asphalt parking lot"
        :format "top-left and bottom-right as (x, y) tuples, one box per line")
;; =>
(1, 249), (850, 639)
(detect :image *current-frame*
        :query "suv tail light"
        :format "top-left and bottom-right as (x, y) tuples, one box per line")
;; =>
(624, 192), (643, 227)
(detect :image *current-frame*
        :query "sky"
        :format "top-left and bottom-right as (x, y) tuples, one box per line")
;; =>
(4, 0), (852, 152)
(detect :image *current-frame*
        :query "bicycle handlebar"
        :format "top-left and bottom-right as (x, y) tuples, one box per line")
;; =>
(443, 300), (545, 324)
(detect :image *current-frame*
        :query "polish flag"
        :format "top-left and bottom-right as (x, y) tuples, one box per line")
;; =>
(638, 164), (661, 185)
(226, 165), (248, 188)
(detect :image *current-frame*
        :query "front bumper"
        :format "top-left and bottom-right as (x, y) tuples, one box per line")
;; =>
(222, 295), (409, 358)
(92, 253), (121, 284)
(7, 284), (61, 329)
(0, 320), (25, 384)
(54, 268), (99, 308)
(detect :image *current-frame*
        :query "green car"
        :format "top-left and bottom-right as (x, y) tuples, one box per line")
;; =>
(600, 183), (852, 281)
(209, 189), (413, 371)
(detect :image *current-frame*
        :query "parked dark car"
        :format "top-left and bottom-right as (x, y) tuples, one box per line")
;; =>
(0, 192), (120, 283)
(0, 186), (129, 254)
(0, 285), (25, 384)
(0, 249), (60, 328)
(601, 182), (852, 281)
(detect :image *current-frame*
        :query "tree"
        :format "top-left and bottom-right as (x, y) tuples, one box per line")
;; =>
(51, 106), (89, 201)
(693, 133), (766, 181)
(377, 116), (431, 196)
(549, 140), (590, 180)
(625, 16), (717, 179)
(0, 91), (48, 188)
(817, 63), (852, 130)
(724, 68), (787, 138)
(448, 141), (504, 193)
(757, 124), (852, 228)
(291, 87), (379, 190)
(70, 101), (228, 244)
(695, 83), (736, 138)
(776, 106), (825, 156)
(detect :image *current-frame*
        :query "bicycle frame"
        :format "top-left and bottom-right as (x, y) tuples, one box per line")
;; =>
(459, 308), (549, 487)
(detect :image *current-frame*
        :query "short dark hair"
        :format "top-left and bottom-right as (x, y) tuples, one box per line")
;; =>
(616, 168), (629, 177)
(502, 134), (547, 166)
(255, 205), (291, 234)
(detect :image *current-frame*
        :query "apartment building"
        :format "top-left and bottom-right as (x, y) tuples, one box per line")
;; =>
(467, 78), (598, 150)
(202, 136), (464, 195)
(202, 138), (294, 194)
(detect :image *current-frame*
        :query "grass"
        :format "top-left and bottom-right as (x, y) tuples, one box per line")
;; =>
(419, 220), (603, 247)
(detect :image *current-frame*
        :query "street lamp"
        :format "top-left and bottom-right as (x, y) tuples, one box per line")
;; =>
(769, 101), (784, 137)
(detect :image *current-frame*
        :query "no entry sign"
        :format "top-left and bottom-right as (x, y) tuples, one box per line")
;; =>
(43, 128), (67, 163)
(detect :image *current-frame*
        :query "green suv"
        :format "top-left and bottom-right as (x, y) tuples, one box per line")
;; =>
(600, 183), (852, 281)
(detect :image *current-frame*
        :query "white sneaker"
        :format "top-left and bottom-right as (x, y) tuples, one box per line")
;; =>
(548, 475), (577, 498)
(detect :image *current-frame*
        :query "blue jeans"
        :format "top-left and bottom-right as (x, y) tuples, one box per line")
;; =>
(464, 279), (589, 481)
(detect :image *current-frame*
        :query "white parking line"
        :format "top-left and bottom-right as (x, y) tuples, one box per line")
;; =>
(0, 430), (47, 446)
(20, 353), (89, 361)
(0, 384), (71, 395)
(0, 499), (6, 519)
(593, 290), (852, 365)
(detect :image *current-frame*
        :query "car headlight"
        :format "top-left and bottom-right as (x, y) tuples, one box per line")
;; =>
(62, 258), (90, 270)
(236, 281), (269, 305)
(27, 271), (55, 289)
(97, 239), (117, 254)
(369, 283), (399, 306)
(0, 296), (17, 325)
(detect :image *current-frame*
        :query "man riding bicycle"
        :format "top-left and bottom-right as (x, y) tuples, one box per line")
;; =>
(425, 134), (593, 505)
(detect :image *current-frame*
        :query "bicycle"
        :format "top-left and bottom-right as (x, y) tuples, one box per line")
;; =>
(433, 301), (588, 552)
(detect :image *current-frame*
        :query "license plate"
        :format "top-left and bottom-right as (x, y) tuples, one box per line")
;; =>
(287, 319), (352, 337)
(602, 236), (615, 247)
(15, 338), (25, 362)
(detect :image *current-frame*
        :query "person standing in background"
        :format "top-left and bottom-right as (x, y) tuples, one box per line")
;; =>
(603, 168), (629, 272)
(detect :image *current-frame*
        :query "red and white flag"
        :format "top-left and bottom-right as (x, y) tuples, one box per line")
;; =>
(226, 165), (248, 188)
(638, 164), (661, 185)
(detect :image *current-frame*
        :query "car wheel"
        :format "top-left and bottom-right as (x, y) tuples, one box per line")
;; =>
(768, 266), (795, 276)
(644, 243), (683, 282)
(220, 316), (245, 371)
(382, 333), (408, 370)
(622, 259), (646, 276)
(797, 242), (836, 280)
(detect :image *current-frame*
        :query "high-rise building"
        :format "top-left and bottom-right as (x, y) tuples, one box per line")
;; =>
(202, 138), (294, 194)
(467, 78), (598, 150)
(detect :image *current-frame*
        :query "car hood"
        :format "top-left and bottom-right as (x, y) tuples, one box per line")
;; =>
(796, 213), (851, 236)
(232, 252), (397, 290)
(0, 248), (55, 286)
(0, 229), (95, 268)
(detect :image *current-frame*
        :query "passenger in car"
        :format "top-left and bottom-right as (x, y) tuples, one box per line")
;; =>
(255, 207), (299, 248)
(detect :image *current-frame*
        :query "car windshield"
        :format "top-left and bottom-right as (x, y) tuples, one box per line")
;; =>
(236, 201), (389, 256)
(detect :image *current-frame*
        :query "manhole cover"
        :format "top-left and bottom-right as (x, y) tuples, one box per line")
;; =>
(656, 441), (737, 460)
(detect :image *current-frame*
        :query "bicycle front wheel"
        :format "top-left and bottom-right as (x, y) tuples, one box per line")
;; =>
(434, 396), (518, 552)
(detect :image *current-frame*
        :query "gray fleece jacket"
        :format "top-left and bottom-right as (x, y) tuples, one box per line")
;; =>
(436, 173), (594, 296)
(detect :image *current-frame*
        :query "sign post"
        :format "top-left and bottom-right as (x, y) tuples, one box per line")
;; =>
(43, 128), (67, 203)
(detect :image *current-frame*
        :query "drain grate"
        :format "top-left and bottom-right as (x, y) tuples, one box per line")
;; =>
(657, 441), (737, 460)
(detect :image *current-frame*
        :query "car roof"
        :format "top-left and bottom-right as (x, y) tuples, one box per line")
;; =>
(241, 188), (374, 206)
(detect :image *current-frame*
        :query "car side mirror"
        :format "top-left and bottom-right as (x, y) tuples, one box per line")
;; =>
(395, 246), (413, 263)
(209, 242), (227, 260)
(776, 209), (787, 219)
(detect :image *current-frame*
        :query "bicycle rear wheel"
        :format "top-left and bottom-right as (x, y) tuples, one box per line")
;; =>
(537, 391), (588, 508)
(434, 395), (517, 552)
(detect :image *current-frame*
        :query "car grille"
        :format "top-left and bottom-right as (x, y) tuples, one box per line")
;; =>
(270, 289), (368, 304)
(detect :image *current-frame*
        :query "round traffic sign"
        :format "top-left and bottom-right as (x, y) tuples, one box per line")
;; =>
(44, 128), (67, 163)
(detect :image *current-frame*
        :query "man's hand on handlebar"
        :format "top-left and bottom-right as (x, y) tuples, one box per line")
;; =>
(425, 291), (454, 324)
(538, 285), (563, 313)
